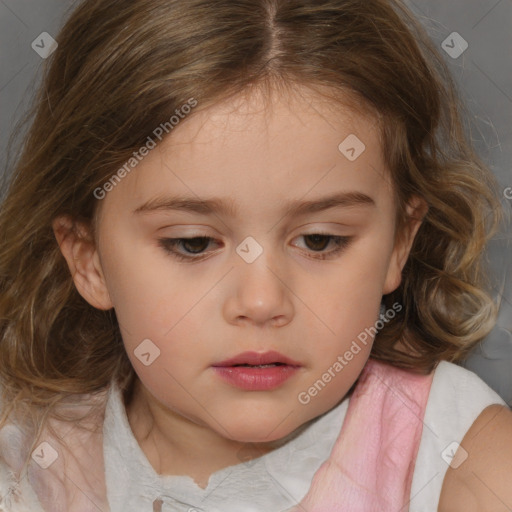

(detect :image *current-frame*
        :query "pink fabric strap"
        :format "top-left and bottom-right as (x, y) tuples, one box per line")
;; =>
(291, 358), (434, 512)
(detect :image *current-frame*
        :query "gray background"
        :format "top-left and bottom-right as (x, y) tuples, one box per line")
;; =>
(1, 0), (511, 402)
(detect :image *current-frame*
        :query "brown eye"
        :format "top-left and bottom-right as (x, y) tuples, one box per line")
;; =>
(180, 237), (211, 254)
(158, 233), (352, 263)
(303, 234), (331, 251)
(157, 236), (218, 261)
(293, 233), (353, 260)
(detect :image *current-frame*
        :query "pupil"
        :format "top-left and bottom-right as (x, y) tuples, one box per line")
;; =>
(181, 235), (330, 254)
(184, 237), (209, 253)
(305, 234), (329, 251)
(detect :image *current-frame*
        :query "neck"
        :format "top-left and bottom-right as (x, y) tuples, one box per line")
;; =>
(124, 378), (301, 488)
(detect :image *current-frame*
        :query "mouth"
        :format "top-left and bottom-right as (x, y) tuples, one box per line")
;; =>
(211, 350), (302, 368)
(211, 351), (301, 391)
(231, 363), (286, 368)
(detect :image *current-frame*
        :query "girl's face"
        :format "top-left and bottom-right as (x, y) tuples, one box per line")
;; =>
(76, 86), (422, 443)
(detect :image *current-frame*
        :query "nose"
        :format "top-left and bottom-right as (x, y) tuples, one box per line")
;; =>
(223, 247), (294, 328)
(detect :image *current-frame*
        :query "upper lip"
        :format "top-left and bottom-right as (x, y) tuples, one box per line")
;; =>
(212, 350), (301, 367)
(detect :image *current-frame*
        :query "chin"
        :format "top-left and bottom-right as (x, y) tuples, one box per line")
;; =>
(219, 417), (308, 445)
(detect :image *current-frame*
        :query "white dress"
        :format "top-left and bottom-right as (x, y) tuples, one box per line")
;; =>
(0, 361), (507, 512)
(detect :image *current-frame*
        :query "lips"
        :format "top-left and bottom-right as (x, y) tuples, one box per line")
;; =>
(212, 350), (301, 368)
(211, 351), (301, 391)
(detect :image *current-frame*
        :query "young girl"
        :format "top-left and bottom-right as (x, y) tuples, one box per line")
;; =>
(0, 0), (511, 511)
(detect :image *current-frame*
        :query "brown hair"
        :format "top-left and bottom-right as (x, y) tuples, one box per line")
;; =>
(0, 0), (503, 439)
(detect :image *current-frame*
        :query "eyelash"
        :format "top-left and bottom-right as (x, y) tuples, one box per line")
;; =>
(157, 233), (352, 262)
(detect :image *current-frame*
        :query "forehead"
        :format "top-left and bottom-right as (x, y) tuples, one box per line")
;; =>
(173, 84), (379, 147)
(97, 84), (393, 224)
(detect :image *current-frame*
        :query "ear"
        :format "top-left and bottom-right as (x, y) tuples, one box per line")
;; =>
(383, 195), (428, 295)
(52, 215), (113, 310)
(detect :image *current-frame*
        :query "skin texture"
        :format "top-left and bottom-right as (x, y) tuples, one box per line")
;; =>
(53, 85), (427, 489)
(438, 403), (512, 511)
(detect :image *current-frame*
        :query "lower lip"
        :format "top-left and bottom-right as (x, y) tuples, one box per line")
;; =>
(212, 365), (300, 390)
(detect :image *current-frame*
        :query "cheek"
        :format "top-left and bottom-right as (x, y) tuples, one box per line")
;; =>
(309, 249), (392, 338)
(298, 238), (394, 399)
(102, 249), (214, 368)
(120, 305), (206, 411)
(99, 237), (191, 331)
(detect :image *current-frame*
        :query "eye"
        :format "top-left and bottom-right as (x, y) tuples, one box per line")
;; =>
(157, 236), (220, 261)
(294, 234), (352, 260)
(158, 233), (352, 262)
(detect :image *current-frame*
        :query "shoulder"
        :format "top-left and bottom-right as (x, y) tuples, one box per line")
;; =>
(422, 359), (507, 437)
(426, 360), (506, 415)
(409, 360), (509, 510)
(439, 403), (512, 511)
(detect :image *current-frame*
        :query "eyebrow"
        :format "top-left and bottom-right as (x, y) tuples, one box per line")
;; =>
(133, 191), (375, 218)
